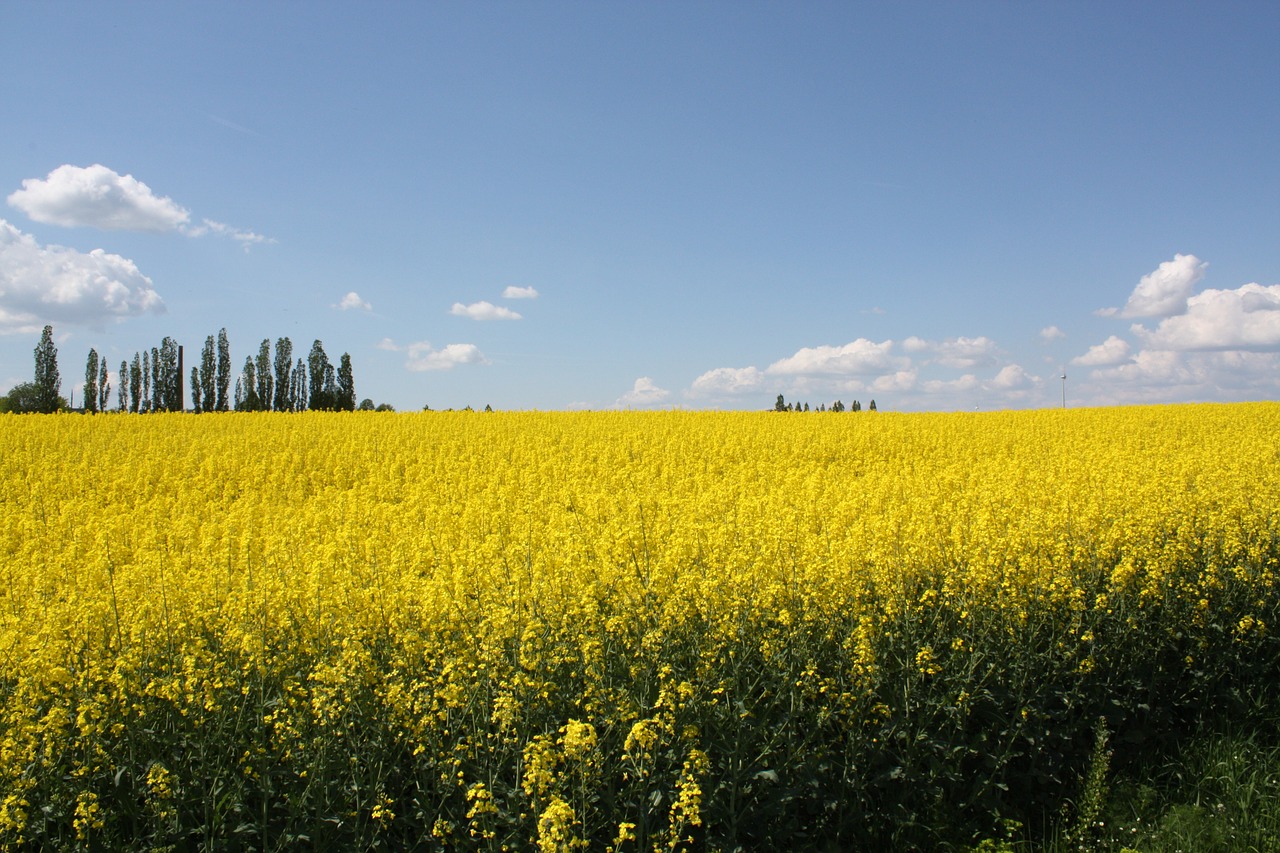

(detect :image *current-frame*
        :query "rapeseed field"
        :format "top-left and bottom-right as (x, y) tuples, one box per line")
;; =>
(2, 405), (1278, 850)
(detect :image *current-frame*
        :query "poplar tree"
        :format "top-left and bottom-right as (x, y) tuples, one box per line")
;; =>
(150, 346), (161, 412)
(272, 337), (293, 411)
(130, 353), (143, 413)
(141, 351), (151, 413)
(34, 325), (61, 413)
(191, 366), (202, 413)
(255, 339), (273, 412)
(158, 337), (180, 411)
(215, 327), (231, 412)
(200, 334), (216, 413)
(307, 340), (332, 410)
(238, 356), (259, 411)
(119, 360), (129, 412)
(290, 357), (308, 412)
(84, 349), (99, 414)
(98, 358), (109, 414)
(337, 353), (356, 411)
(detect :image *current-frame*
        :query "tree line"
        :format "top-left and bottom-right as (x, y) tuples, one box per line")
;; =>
(773, 394), (876, 413)
(1, 325), (357, 414)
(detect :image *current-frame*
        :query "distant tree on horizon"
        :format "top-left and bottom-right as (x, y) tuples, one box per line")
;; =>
(84, 349), (99, 414)
(215, 328), (231, 412)
(34, 325), (61, 414)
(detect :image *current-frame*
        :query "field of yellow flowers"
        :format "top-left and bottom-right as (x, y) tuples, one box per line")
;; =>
(2, 404), (1279, 850)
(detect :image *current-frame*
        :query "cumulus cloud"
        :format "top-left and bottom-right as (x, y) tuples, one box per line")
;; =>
(336, 291), (372, 311)
(617, 377), (670, 407)
(871, 368), (920, 392)
(7, 164), (271, 248)
(922, 374), (981, 394)
(766, 338), (906, 376)
(897, 336), (999, 368)
(379, 338), (487, 371)
(1099, 253), (1207, 319)
(902, 336), (930, 353)
(688, 366), (765, 397)
(502, 285), (539, 299)
(0, 219), (165, 334)
(988, 364), (1036, 390)
(450, 300), (522, 321)
(1132, 283), (1280, 351)
(406, 342), (487, 371)
(1040, 325), (1066, 341)
(930, 336), (999, 369)
(1072, 335), (1131, 366)
(8, 164), (190, 231)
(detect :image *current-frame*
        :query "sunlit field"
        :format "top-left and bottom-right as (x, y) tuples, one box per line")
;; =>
(3, 405), (1279, 850)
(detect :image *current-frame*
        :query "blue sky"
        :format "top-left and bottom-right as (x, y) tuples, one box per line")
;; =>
(2, 1), (1279, 411)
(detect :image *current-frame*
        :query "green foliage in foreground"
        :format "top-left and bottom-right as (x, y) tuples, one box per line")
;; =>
(974, 722), (1280, 852)
(8, 552), (1280, 851)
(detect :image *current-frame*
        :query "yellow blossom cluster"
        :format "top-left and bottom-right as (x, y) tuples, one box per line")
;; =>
(1, 403), (1278, 849)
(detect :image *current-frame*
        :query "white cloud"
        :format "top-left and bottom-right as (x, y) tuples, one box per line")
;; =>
(1086, 349), (1194, 385)
(766, 338), (906, 375)
(450, 300), (522, 321)
(617, 377), (670, 407)
(183, 218), (273, 249)
(1072, 335), (1131, 366)
(1079, 350), (1280, 406)
(1132, 283), (1280, 351)
(988, 363), (1036, 391)
(871, 368), (919, 392)
(7, 164), (271, 247)
(405, 342), (487, 372)
(688, 366), (765, 397)
(923, 374), (980, 393)
(902, 336), (930, 353)
(0, 219), (165, 334)
(502, 285), (539, 299)
(1040, 325), (1066, 341)
(898, 335), (1000, 368)
(931, 336), (999, 369)
(8, 164), (190, 231)
(337, 291), (372, 311)
(1099, 253), (1207, 319)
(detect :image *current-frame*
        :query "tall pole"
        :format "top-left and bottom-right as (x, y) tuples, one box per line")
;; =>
(1061, 370), (1066, 408)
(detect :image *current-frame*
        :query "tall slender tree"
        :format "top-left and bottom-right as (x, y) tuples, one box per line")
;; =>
(119, 360), (129, 412)
(84, 349), (99, 414)
(141, 350), (151, 413)
(290, 357), (308, 412)
(337, 352), (355, 411)
(272, 337), (293, 411)
(255, 339), (273, 412)
(215, 327), (231, 412)
(150, 346), (161, 412)
(200, 334), (216, 413)
(191, 366), (202, 413)
(130, 353), (143, 413)
(238, 356), (259, 411)
(98, 358), (109, 414)
(307, 340), (332, 410)
(34, 325), (61, 413)
(158, 337), (180, 411)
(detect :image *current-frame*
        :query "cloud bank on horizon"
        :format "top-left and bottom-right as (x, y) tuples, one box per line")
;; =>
(681, 252), (1280, 411)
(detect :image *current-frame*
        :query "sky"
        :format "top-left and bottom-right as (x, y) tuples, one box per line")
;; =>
(2, 1), (1279, 412)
